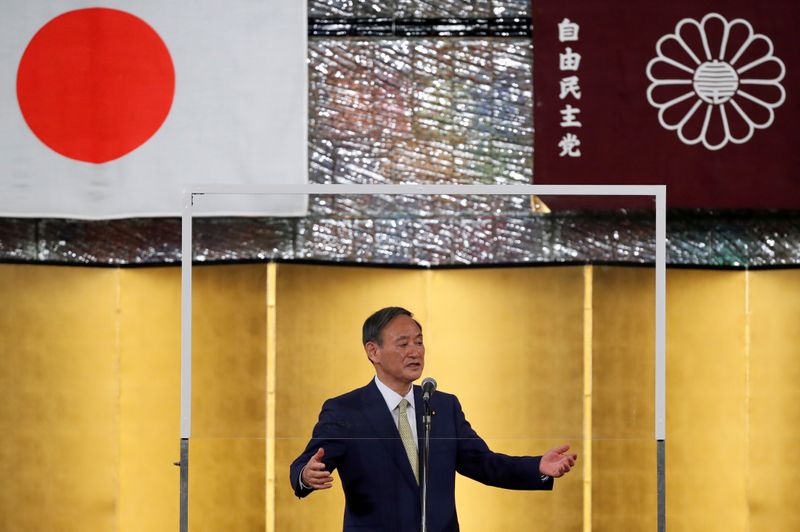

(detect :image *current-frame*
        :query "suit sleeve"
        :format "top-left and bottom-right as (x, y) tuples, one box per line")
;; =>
(289, 399), (349, 498)
(453, 396), (554, 491)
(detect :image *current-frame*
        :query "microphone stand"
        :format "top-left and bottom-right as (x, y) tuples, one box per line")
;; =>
(421, 396), (432, 532)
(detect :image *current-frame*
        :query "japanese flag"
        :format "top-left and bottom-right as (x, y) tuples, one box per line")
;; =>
(0, 1), (307, 218)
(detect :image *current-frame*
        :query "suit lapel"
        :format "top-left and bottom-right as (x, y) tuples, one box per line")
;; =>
(360, 380), (420, 492)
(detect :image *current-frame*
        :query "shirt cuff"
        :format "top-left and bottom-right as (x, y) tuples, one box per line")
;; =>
(299, 467), (312, 490)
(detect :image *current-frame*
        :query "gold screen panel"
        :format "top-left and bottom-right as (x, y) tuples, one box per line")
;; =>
(0, 265), (119, 532)
(666, 270), (748, 531)
(592, 266), (656, 530)
(274, 264), (426, 532)
(748, 270), (800, 532)
(189, 264), (268, 532)
(118, 268), (181, 531)
(273, 264), (584, 531)
(428, 267), (584, 532)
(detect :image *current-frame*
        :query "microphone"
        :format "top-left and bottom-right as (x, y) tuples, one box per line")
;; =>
(421, 377), (437, 402)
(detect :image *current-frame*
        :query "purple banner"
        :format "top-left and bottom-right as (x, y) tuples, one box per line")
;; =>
(533, 0), (799, 209)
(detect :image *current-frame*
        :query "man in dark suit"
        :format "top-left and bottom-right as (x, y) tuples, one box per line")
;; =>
(290, 306), (577, 531)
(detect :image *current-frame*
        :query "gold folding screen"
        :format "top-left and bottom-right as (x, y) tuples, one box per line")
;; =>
(1, 263), (799, 531)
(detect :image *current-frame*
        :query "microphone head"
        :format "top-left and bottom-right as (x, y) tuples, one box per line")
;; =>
(421, 377), (437, 399)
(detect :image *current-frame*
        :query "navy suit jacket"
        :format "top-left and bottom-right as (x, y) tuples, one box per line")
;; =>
(289, 380), (553, 532)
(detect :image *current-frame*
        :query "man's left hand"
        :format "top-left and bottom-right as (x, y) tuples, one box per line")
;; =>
(539, 444), (577, 478)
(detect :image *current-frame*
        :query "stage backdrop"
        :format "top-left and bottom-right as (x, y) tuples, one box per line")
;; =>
(532, 0), (799, 209)
(1, 263), (799, 530)
(0, 1), (307, 218)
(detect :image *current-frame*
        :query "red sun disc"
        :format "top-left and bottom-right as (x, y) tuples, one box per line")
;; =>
(16, 8), (175, 164)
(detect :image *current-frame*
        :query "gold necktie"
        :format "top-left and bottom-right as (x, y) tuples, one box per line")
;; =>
(397, 399), (418, 482)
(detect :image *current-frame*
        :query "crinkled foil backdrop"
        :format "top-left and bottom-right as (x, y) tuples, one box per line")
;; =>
(307, 0), (530, 17)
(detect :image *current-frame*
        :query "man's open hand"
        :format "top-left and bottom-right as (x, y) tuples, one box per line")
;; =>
(539, 445), (578, 478)
(302, 448), (334, 490)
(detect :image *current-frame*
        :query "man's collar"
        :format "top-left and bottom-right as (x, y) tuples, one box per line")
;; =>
(373, 375), (415, 411)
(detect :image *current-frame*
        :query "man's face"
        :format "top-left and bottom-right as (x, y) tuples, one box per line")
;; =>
(366, 314), (425, 394)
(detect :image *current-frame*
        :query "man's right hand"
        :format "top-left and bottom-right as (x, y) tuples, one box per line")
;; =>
(301, 448), (334, 490)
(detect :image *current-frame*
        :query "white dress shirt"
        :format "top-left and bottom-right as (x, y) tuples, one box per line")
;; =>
(373, 375), (418, 448)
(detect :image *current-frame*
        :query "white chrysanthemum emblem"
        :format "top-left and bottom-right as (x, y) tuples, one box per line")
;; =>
(646, 13), (785, 150)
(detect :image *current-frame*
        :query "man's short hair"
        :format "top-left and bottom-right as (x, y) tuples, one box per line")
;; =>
(362, 307), (420, 346)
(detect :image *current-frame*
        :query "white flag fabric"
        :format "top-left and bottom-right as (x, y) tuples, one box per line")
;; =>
(0, 1), (307, 218)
